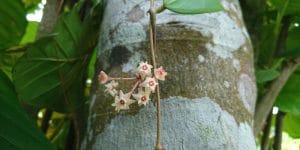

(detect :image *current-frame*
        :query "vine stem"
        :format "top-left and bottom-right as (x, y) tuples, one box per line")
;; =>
(108, 77), (136, 81)
(149, 0), (162, 149)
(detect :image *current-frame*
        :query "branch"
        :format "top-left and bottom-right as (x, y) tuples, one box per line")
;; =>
(261, 110), (273, 150)
(37, 0), (63, 38)
(254, 57), (300, 135)
(254, 14), (294, 135)
(273, 111), (286, 150)
(275, 16), (292, 55)
(41, 109), (53, 133)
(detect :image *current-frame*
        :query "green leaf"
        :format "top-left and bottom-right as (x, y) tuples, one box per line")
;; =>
(0, 51), (24, 79)
(13, 2), (105, 112)
(281, 28), (300, 57)
(20, 21), (39, 45)
(88, 48), (97, 79)
(281, 47), (300, 57)
(271, 0), (300, 15)
(255, 69), (280, 83)
(13, 9), (85, 112)
(0, 0), (27, 51)
(163, 0), (223, 14)
(0, 70), (55, 150)
(23, 0), (41, 12)
(275, 74), (300, 116)
(284, 113), (300, 138)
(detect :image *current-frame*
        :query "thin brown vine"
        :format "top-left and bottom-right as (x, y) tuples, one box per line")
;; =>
(149, 0), (163, 149)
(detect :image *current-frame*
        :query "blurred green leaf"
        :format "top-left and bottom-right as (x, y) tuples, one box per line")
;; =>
(51, 122), (70, 150)
(256, 23), (276, 67)
(22, 0), (41, 12)
(0, 51), (24, 79)
(20, 21), (39, 44)
(284, 113), (300, 138)
(275, 74), (300, 116)
(163, 0), (223, 14)
(88, 48), (97, 79)
(256, 69), (280, 83)
(0, 70), (55, 150)
(271, 0), (300, 15)
(281, 28), (300, 57)
(281, 47), (300, 57)
(13, 9), (85, 112)
(0, 0), (27, 51)
(13, 2), (105, 113)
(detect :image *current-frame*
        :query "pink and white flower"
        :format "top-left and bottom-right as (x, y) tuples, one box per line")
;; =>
(140, 77), (158, 92)
(105, 80), (119, 96)
(132, 88), (151, 106)
(136, 61), (153, 78)
(154, 66), (167, 81)
(98, 71), (110, 84)
(111, 90), (135, 112)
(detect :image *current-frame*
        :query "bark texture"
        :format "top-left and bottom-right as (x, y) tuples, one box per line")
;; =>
(81, 0), (257, 149)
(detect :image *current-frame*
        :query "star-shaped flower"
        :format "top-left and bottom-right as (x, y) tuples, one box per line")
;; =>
(132, 88), (151, 106)
(140, 77), (158, 92)
(111, 90), (135, 112)
(98, 71), (109, 84)
(136, 61), (153, 79)
(154, 66), (167, 81)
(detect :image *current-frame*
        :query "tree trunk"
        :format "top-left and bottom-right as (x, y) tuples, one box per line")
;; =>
(81, 0), (257, 149)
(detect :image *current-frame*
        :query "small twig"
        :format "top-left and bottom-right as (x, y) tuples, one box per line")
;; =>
(41, 109), (53, 133)
(72, 114), (80, 150)
(273, 111), (286, 150)
(261, 110), (273, 150)
(129, 80), (141, 95)
(254, 57), (300, 135)
(4, 45), (28, 53)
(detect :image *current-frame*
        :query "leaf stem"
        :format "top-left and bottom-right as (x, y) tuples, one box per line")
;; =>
(129, 80), (141, 95)
(155, 5), (166, 14)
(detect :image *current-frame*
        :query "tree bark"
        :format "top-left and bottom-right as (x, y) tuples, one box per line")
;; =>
(81, 0), (257, 149)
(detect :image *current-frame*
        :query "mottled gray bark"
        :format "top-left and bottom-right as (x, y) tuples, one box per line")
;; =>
(81, 0), (256, 149)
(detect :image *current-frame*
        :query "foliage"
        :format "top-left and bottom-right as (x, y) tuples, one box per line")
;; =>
(13, 7), (86, 113)
(0, 70), (55, 150)
(0, 0), (105, 149)
(241, 0), (300, 146)
(256, 69), (280, 83)
(163, 0), (223, 14)
(0, 0), (27, 51)
(283, 114), (300, 138)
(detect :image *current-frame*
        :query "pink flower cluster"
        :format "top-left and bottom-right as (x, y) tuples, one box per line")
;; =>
(98, 61), (167, 112)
